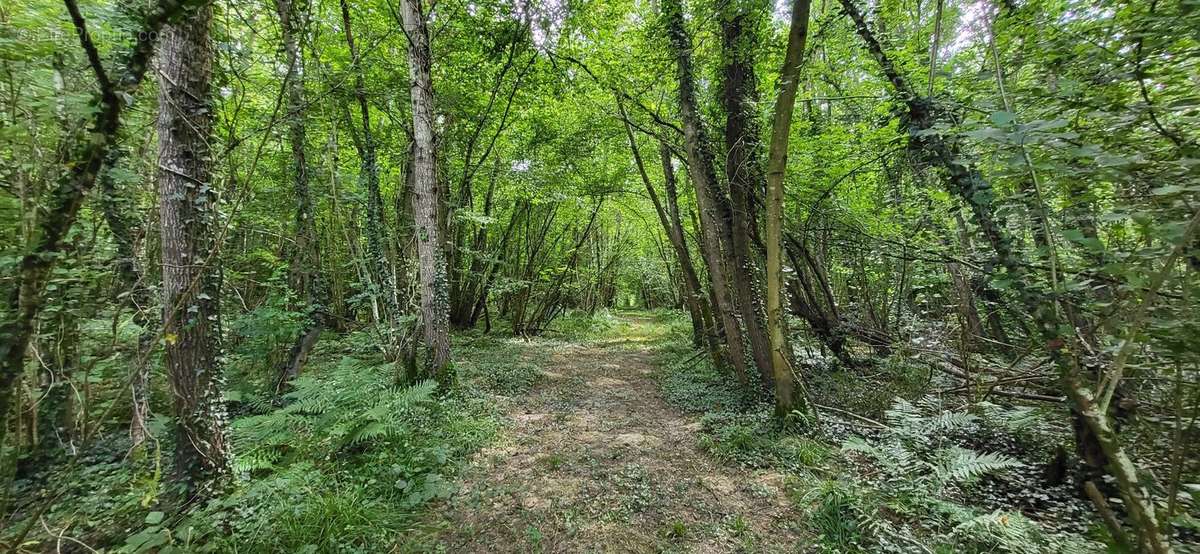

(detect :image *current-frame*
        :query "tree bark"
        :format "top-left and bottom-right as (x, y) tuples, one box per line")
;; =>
(401, 0), (452, 381)
(765, 0), (813, 417)
(156, 4), (231, 503)
(721, 0), (774, 386)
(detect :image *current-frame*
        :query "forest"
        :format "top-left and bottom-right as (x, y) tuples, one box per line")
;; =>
(1, 0), (1198, 551)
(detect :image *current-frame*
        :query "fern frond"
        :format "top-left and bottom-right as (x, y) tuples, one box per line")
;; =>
(936, 447), (1022, 484)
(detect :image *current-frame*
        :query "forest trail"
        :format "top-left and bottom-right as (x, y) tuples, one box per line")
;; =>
(407, 315), (807, 553)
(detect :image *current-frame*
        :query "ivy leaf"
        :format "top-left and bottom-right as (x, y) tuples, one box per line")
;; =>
(990, 111), (1015, 126)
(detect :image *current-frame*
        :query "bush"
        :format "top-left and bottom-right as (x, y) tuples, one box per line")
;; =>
(548, 309), (619, 341)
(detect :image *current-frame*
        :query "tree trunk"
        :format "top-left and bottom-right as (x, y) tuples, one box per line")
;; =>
(341, 0), (400, 328)
(156, 5), (231, 503)
(721, 0), (774, 387)
(400, 0), (452, 381)
(661, 145), (718, 350)
(764, 0), (812, 417)
(662, 0), (751, 385)
(99, 148), (156, 448)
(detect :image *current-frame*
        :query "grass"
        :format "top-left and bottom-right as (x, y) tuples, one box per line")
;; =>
(454, 334), (547, 395)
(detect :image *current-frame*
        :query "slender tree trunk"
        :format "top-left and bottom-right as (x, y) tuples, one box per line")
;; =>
(400, 0), (452, 380)
(662, 0), (751, 385)
(660, 146), (711, 348)
(619, 100), (725, 367)
(156, 5), (231, 503)
(764, 0), (812, 417)
(99, 148), (156, 448)
(341, 0), (400, 327)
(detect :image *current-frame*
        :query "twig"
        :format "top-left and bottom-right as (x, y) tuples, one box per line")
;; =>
(815, 404), (890, 429)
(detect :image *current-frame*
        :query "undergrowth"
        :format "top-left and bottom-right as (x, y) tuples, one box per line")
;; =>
(2, 315), (510, 553)
(546, 309), (621, 342)
(120, 349), (501, 553)
(652, 311), (1104, 553)
(454, 335), (547, 395)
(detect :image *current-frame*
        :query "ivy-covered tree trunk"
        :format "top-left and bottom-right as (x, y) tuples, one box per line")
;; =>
(99, 148), (156, 448)
(341, 0), (401, 330)
(721, 0), (775, 387)
(662, 0), (752, 385)
(155, 5), (231, 502)
(401, 0), (452, 381)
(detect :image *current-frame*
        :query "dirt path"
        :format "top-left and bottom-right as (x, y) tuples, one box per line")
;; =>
(408, 317), (808, 553)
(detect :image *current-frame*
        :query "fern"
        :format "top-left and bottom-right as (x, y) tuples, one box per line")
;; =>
(936, 447), (1023, 485)
(231, 358), (437, 474)
(831, 397), (1092, 553)
(951, 510), (1054, 552)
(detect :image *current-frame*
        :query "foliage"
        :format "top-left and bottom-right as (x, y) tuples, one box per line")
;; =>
(697, 410), (830, 470)
(819, 398), (1101, 553)
(231, 357), (440, 473)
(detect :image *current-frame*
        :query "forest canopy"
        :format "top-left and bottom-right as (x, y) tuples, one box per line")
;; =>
(1, 0), (1199, 551)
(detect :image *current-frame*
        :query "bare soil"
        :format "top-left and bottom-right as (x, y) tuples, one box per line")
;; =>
(403, 317), (809, 553)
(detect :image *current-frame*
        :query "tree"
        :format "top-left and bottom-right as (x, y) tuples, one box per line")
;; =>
(720, 0), (774, 386)
(99, 148), (156, 448)
(837, 0), (1173, 549)
(340, 0), (402, 337)
(618, 99), (724, 368)
(765, 0), (813, 418)
(155, 4), (231, 501)
(662, 0), (752, 385)
(400, 0), (452, 380)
